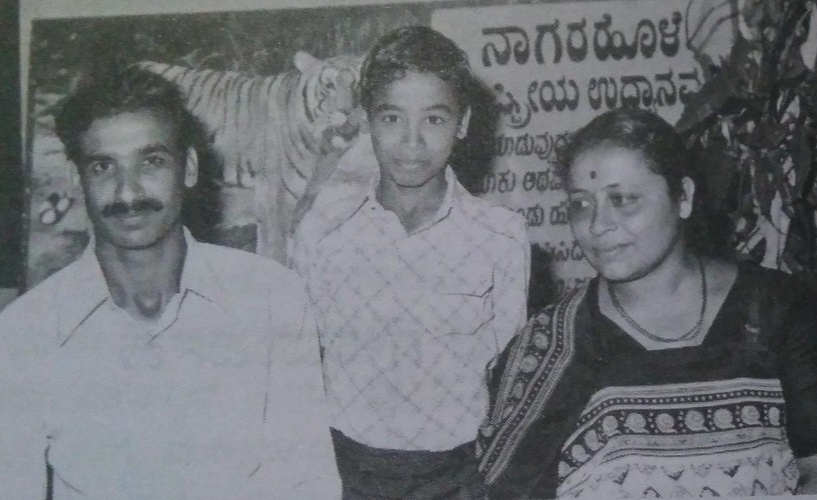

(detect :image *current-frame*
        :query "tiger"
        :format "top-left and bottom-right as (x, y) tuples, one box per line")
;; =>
(136, 51), (364, 264)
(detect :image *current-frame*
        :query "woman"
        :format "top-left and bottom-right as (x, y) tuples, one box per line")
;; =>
(477, 108), (817, 499)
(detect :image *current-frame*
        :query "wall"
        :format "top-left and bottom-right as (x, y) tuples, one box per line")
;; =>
(10, 0), (449, 310)
(19, 0), (449, 152)
(15, 0), (738, 305)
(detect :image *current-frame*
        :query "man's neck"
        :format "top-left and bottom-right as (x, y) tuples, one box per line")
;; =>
(376, 170), (448, 233)
(95, 225), (187, 321)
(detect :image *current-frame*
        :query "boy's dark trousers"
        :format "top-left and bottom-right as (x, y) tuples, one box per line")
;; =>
(331, 428), (486, 500)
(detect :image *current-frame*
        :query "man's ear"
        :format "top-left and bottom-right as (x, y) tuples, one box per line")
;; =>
(456, 106), (471, 139)
(184, 147), (198, 188)
(679, 176), (695, 219)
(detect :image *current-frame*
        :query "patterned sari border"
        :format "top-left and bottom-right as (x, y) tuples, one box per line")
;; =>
(583, 378), (785, 409)
(479, 284), (588, 485)
(570, 379), (786, 439)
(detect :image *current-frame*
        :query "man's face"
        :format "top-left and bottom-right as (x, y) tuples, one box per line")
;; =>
(368, 71), (470, 188)
(77, 109), (197, 250)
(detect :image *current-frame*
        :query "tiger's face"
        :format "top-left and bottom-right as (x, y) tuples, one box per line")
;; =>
(293, 51), (364, 156)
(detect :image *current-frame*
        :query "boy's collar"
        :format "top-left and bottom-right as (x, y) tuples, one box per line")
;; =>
(366, 166), (458, 230)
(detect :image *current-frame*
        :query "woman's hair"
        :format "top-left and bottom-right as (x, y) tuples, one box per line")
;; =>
(556, 108), (690, 201)
(556, 108), (726, 256)
(358, 25), (475, 115)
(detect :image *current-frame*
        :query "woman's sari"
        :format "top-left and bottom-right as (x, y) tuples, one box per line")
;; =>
(478, 265), (817, 499)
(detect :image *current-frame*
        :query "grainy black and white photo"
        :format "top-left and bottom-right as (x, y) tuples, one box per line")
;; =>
(2, 0), (817, 498)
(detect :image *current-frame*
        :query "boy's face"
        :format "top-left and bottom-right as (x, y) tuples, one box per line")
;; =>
(368, 71), (470, 188)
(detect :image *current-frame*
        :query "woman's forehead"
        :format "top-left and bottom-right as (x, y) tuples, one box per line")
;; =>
(567, 145), (666, 189)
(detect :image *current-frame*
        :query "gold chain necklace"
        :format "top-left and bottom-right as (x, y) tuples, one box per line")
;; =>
(607, 258), (707, 343)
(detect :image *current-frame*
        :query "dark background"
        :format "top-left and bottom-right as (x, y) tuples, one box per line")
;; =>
(0, 0), (21, 289)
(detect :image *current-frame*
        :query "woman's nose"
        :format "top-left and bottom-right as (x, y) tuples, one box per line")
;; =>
(589, 202), (615, 236)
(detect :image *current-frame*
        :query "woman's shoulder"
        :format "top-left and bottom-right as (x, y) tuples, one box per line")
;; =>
(703, 258), (815, 311)
(488, 283), (592, 392)
(480, 283), (593, 487)
(525, 283), (593, 344)
(731, 261), (817, 345)
(735, 261), (817, 305)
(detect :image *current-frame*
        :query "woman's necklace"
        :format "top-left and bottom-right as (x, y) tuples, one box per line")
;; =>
(607, 258), (707, 343)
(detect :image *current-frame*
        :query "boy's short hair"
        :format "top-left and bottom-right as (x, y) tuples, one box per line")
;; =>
(55, 65), (198, 164)
(359, 25), (475, 114)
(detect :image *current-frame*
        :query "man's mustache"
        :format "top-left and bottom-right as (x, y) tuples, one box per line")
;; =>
(101, 198), (165, 217)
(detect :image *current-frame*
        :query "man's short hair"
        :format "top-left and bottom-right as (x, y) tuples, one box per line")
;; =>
(55, 66), (198, 164)
(358, 25), (476, 114)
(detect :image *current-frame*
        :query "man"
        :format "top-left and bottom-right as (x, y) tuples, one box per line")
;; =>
(0, 67), (340, 499)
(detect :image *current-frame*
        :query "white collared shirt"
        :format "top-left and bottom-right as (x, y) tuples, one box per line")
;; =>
(0, 229), (340, 499)
(293, 167), (530, 451)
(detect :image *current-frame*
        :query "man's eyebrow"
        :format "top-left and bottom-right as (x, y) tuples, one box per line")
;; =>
(80, 144), (175, 164)
(82, 152), (114, 163)
(372, 103), (402, 113)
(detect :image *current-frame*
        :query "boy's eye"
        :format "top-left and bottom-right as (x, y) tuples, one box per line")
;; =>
(427, 115), (447, 125)
(380, 114), (400, 124)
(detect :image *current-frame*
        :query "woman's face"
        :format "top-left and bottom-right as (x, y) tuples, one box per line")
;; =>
(566, 145), (693, 282)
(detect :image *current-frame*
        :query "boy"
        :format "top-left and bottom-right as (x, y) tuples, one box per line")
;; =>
(293, 26), (529, 498)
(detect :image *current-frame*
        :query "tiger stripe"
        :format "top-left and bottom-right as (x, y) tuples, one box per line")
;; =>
(136, 52), (362, 262)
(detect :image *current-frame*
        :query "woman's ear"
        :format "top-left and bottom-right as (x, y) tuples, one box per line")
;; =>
(184, 147), (199, 188)
(679, 176), (695, 219)
(456, 106), (472, 139)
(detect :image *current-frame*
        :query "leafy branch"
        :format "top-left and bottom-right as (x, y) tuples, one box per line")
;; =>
(679, 0), (817, 272)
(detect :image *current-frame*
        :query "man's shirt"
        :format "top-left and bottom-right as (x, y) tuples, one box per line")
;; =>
(0, 229), (341, 499)
(293, 167), (530, 451)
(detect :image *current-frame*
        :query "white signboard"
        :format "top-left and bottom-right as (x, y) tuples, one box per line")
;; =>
(433, 0), (704, 293)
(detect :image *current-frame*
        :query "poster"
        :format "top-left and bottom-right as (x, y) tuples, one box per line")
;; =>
(23, 5), (427, 288)
(434, 0), (706, 293)
(24, 0), (727, 298)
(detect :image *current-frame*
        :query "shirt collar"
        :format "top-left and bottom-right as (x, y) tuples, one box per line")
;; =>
(177, 228), (228, 301)
(56, 227), (236, 343)
(361, 165), (460, 233)
(55, 236), (110, 344)
(314, 132), (473, 238)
